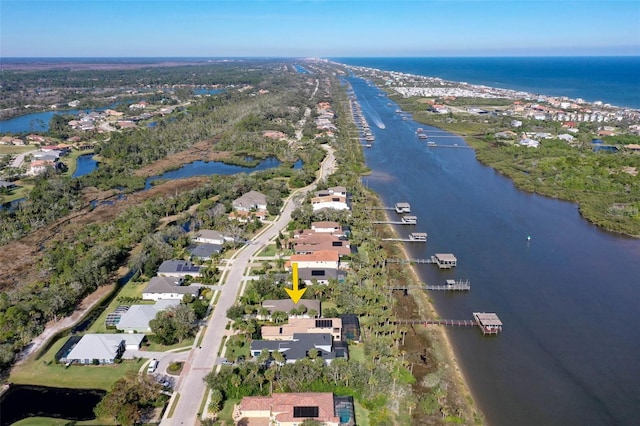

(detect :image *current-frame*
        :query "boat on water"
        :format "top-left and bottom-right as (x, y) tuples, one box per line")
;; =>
(418, 134), (428, 140)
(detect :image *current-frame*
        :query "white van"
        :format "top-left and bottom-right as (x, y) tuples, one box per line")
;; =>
(147, 359), (159, 374)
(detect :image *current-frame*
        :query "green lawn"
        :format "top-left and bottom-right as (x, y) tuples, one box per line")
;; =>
(1, 184), (31, 202)
(87, 281), (149, 334)
(0, 145), (35, 155)
(216, 398), (240, 424)
(12, 417), (116, 426)
(143, 337), (194, 353)
(354, 400), (371, 426)
(10, 336), (145, 391)
(349, 343), (365, 363)
(257, 244), (278, 257)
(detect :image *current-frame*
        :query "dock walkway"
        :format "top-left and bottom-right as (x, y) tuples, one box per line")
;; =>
(393, 319), (476, 327)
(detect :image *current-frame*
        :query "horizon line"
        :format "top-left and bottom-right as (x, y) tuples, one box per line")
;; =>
(2, 54), (640, 60)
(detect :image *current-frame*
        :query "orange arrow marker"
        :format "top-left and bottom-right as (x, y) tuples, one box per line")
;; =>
(285, 262), (307, 304)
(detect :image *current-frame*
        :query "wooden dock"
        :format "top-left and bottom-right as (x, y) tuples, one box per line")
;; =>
(382, 233), (427, 243)
(381, 238), (425, 243)
(392, 312), (503, 335)
(393, 319), (476, 327)
(425, 142), (473, 149)
(386, 258), (435, 264)
(426, 279), (470, 291)
(388, 279), (470, 293)
(386, 254), (457, 268)
(373, 221), (415, 225)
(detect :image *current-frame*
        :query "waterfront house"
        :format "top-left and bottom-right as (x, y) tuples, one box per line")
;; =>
(234, 392), (342, 426)
(287, 250), (340, 270)
(291, 233), (351, 257)
(142, 276), (199, 301)
(250, 333), (348, 365)
(311, 221), (344, 235)
(311, 194), (349, 212)
(157, 260), (201, 278)
(261, 317), (343, 341)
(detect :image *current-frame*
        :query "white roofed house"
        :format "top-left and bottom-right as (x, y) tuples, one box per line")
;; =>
(193, 229), (229, 245)
(232, 190), (267, 212)
(116, 300), (180, 333)
(311, 192), (350, 212)
(310, 221), (344, 235)
(62, 334), (125, 365)
(142, 276), (200, 301)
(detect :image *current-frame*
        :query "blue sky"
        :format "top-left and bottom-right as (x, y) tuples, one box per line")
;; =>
(1, 0), (639, 57)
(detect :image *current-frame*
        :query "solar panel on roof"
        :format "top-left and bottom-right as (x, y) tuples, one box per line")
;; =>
(293, 406), (319, 418)
(315, 319), (332, 328)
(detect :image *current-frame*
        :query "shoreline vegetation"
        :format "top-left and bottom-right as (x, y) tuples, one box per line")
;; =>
(376, 206), (483, 424)
(340, 63), (640, 238)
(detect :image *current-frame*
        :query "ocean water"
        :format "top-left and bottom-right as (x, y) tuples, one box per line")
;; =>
(333, 57), (640, 109)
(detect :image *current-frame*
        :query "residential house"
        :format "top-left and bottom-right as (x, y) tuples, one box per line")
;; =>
(27, 160), (55, 176)
(291, 233), (351, 257)
(234, 392), (342, 426)
(32, 150), (62, 160)
(558, 133), (575, 143)
(250, 333), (348, 365)
(116, 300), (180, 333)
(188, 243), (223, 261)
(193, 229), (228, 245)
(261, 317), (342, 341)
(232, 190), (267, 212)
(310, 221), (344, 235)
(142, 276), (199, 301)
(157, 260), (201, 278)
(311, 194), (349, 212)
(62, 334), (125, 365)
(519, 138), (540, 148)
(288, 250), (340, 270)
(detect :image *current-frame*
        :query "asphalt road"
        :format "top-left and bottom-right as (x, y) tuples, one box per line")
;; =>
(161, 144), (335, 425)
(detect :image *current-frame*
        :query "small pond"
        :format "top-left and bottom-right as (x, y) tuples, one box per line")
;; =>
(144, 157), (302, 190)
(72, 154), (99, 178)
(0, 384), (106, 425)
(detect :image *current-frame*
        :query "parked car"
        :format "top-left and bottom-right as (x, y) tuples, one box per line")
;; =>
(147, 359), (159, 374)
